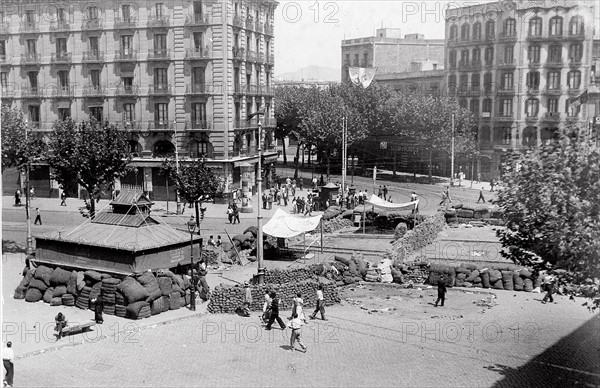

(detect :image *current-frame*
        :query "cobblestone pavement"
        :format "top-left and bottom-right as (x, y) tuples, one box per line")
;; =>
(5, 283), (599, 387)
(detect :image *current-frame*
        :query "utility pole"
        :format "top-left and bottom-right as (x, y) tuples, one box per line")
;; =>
(341, 115), (347, 208)
(256, 117), (265, 284)
(24, 120), (33, 255)
(451, 114), (455, 186)
(174, 120), (181, 214)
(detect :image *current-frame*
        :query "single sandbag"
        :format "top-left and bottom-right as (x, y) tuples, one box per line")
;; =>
(33, 265), (53, 286)
(25, 288), (43, 302)
(53, 285), (67, 297)
(28, 278), (49, 292)
(117, 277), (149, 304)
(50, 267), (72, 286)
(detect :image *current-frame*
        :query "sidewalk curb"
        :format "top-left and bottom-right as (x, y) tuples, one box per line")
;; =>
(15, 310), (208, 361)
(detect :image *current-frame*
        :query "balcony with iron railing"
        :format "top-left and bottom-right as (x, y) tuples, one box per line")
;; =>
(255, 22), (263, 33)
(115, 50), (137, 61)
(186, 119), (212, 130)
(148, 83), (172, 96)
(232, 15), (245, 28)
(185, 13), (212, 26)
(544, 86), (563, 95)
(246, 84), (258, 95)
(567, 85), (582, 96)
(115, 84), (140, 97)
(82, 18), (102, 30)
(525, 114), (539, 124)
(262, 86), (274, 96)
(257, 52), (265, 63)
(0, 22), (10, 34)
(147, 49), (170, 61)
(147, 120), (174, 130)
(49, 21), (70, 31)
(82, 85), (106, 98)
(21, 86), (43, 98)
(528, 59), (541, 68)
(526, 33), (544, 42)
(186, 84), (214, 95)
(245, 16), (254, 30)
(51, 52), (72, 64)
(569, 57), (583, 67)
(264, 23), (274, 35)
(498, 31), (517, 41)
(484, 33), (495, 42)
(121, 121), (141, 130)
(542, 112), (561, 122)
(234, 83), (245, 95)
(497, 60), (516, 68)
(52, 86), (74, 98)
(546, 58), (563, 68)
(147, 16), (169, 28)
(20, 53), (42, 65)
(82, 51), (104, 63)
(246, 50), (256, 62)
(525, 85), (540, 95)
(232, 47), (245, 61)
(185, 46), (212, 60)
(114, 17), (137, 29)
(567, 32), (585, 41)
(497, 86), (515, 95)
(20, 21), (39, 33)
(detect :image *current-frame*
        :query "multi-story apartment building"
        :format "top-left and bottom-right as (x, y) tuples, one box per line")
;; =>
(341, 29), (445, 82)
(374, 61), (445, 95)
(445, 0), (595, 180)
(0, 0), (278, 201)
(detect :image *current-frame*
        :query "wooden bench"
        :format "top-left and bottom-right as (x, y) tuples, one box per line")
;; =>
(60, 322), (96, 336)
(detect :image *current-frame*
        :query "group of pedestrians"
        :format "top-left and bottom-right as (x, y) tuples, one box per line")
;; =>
(226, 202), (240, 224)
(291, 194), (315, 217)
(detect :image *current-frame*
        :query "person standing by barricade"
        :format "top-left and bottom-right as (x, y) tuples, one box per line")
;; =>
(3, 342), (14, 388)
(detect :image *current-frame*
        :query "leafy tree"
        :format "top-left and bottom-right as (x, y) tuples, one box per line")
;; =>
(274, 86), (306, 167)
(495, 128), (600, 309)
(161, 158), (222, 226)
(1, 106), (44, 172)
(47, 119), (132, 219)
(391, 93), (477, 182)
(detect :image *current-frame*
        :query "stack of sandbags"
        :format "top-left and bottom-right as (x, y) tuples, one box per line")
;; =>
(136, 271), (162, 303)
(43, 287), (55, 303)
(14, 269), (35, 299)
(115, 291), (127, 318)
(61, 293), (75, 306)
(502, 270), (514, 291)
(101, 278), (119, 315)
(488, 269), (502, 289)
(66, 271), (78, 296)
(480, 270), (491, 288)
(427, 264), (456, 287)
(117, 277), (150, 304)
(84, 270), (103, 284)
(26, 274), (48, 302)
(53, 285), (67, 298)
(76, 286), (92, 309)
(126, 301), (151, 320)
(169, 292), (181, 310)
(351, 253), (368, 278)
(364, 267), (380, 282)
(513, 272), (524, 291)
(34, 265), (53, 288)
(150, 297), (164, 315)
(157, 276), (173, 297)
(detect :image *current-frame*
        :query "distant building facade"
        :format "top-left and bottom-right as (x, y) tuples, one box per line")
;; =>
(0, 0), (278, 200)
(375, 61), (445, 95)
(445, 0), (596, 180)
(341, 29), (445, 82)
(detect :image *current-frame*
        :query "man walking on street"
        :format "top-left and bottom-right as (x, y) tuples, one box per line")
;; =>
(434, 275), (447, 307)
(477, 187), (486, 203)
(288, 313), (307, 353)
(60, 191), (67, 206)
(309, 284), (327, 320)
(265, 291), (286, 330)
(34, 208), (42, 225)
(383, 185), (388, 201)
(542, 279), (556, 304)
(3, 341), (14, 388)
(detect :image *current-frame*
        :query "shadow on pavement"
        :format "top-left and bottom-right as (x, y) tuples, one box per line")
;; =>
(489, 315), (600, 387)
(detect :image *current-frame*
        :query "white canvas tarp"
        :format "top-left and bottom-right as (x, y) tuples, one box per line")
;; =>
(366, 195), (418, 211)
(263, 208), (323, 238)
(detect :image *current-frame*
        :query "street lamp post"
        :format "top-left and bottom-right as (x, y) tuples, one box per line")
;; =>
(256, 120), (265, 284)
(187, 216), (197, 311)
(24, 119), (33, 255)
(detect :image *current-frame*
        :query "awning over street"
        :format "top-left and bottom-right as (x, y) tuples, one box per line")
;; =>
(263, 208), (322, 238)
(366, 195), (418, 211)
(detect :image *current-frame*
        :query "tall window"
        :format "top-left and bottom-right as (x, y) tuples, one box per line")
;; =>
(58, 70), (69, 89)
(525, 98), (539, 117)
(500, 98), (512, 116)
(27, 71), (38, 89)
(155, 102), (168, 124)
(0, 40), (5, 59)
(547, 71), (560, 90)
(27, 39), (36, 55)
(123, 103), (135, 123)
(472, 22), (481, 40)
(569, 43), (583, 61)
(58, 107), (70, 121)
(528, 45), (540, 63)
(155, 3), (164, 18)
(471, 73), (480, 91)
(549, 16), (563, 36)
(470, 99), (479, 114)
(460, 49), (469, 66)
(504, 18), (516, 36)
(89, 36), (99, 55)
(449, 25), (458, 40)
(449, 50), (457, 68)
(569, 16), (584, 35)
(501, 72), (513, 90)
(483, 73), (492, 93)
(154, 68), (167, 86)
(191, 102), (206, 124)
(88, 6), (98, 19)
(90, 69), (100, 89)
(28, 105), (40, 125)
(529, 17), (542, 36)
(472, 48), (481, 64)
(567, 70), (581, 89)
(502, 127), (512, 145)
(484, 47), (494, 64)
(526, 71), (540, 90)
(57, 8), (66, 22)
(193, 32), (204, 50)
(89, 106), (103, 121)
(548, 98), (558, 113)
(154, 34), (166, 51)
(193, 1), (203, 16)
(482, 98), (492, 114)
(566, 100), (580, 117)
(121, 35), (132, 54)
(461, 23), (470, 40)
(503, 45), (514, 63)
(1, 72), (8, 93)
(485, 20), (495, 38)
(549, 44), (562, 62)
(122, 77), (134, 91)
(459, 74), (468, 91)
(353, 54), (359, 66)
(56, 38), (67, 56)
(448, 75), (456, 91)
(25, 10), (35, 23)
(192, 67), (205, 85)
(122, 4), (131, 21)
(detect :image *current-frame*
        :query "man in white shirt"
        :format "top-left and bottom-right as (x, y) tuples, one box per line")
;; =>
(309, 284), (327, 321)
(3, 341), (14, 387)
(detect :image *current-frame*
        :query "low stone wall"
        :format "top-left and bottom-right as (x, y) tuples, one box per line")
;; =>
(388, 212), (446, 262)
(207, 279), (340, 314)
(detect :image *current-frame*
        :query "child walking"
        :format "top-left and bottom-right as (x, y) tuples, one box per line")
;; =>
(288, 313), (307, 353)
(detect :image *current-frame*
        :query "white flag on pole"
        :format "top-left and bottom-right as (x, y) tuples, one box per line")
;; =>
(348, 67), (376, 88)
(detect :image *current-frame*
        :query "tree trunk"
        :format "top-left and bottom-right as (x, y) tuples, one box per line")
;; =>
(281, 136), (287, 165)
(294, 143), (301, 180)
(195, 201), (200, 228)
(428, 149), (433, 184)
(88, 187), (96, 219)
(326, 151), (331, 181)
(393, 151), (397, 177)
(301, 143), (305, 167)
